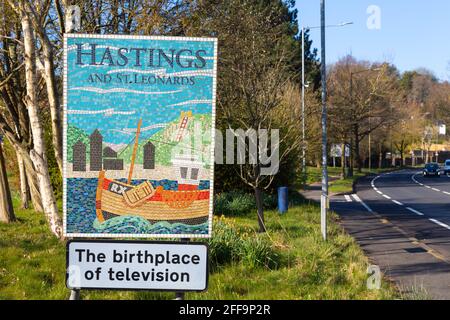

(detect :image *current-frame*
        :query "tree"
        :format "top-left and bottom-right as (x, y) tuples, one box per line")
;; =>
(0, 136), (14, 223)
(7, 0), (62, 238)
(328, 56), (400, 174)
(25, 0), (64, 173)
(0, 0), (44, 213)
(187, 0), (303, 232)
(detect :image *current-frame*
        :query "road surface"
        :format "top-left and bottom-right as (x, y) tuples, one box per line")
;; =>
(329, 169), (450, 299)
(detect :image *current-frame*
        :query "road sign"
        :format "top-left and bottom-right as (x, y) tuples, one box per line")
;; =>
(66, 240), (208, 291)
(330, 144), (350, 157)
(63, 34), (217, 238)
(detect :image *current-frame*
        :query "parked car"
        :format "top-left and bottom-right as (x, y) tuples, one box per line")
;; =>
(423, 162), (441, 177)
(443, 159), (450, 175)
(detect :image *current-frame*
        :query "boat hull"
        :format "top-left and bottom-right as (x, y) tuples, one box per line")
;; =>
(95, 171), (210, 223)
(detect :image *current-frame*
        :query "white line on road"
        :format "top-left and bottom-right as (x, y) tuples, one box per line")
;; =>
(369, 172), (450, 232)
(429, 218), (450, 230)
(344, 195), (352, 202)
(411, 172), (450, 197)
(351, 194), (373, 213)
(406, 207), (424, 216)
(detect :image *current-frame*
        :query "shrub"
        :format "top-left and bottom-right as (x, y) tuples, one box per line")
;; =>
(208, 216), (282, 271)
(214, 190), (278, 216)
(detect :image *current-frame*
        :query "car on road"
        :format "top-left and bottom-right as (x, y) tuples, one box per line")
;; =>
(443, 159), (450, 175)
(423, 162), (441, 177)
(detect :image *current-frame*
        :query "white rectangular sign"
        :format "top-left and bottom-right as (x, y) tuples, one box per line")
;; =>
(66, 241), (208, 291)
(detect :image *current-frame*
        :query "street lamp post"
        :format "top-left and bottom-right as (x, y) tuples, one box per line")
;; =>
(299, 3), (355, 241)
(301, 26), (307, 187)
(320, 0), (327, 241)
(301, 2), (352, 240)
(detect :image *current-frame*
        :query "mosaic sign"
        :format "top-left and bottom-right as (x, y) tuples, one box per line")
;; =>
(63, 34), (217, 238)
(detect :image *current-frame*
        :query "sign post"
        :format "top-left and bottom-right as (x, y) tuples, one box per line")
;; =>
(63, 34), (217, 298)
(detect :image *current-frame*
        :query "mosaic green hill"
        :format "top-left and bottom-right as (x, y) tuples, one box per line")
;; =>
(120, 113), (212, 166)
(67, 124), (90, 163)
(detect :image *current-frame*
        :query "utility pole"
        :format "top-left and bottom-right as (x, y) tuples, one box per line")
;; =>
(369, 118), (371, 172)
(301, 26), (307, 187)
(320, 0), (328, 241)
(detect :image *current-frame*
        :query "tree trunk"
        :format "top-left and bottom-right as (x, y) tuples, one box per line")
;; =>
(17, 151), (30, 209)
(254, 187), (266, 233)
(378, 143), (383, 169)
(21, 6), (62, 238)
(354, 124), (362, 173)
(25, 163), (44, 213)
(27, 1), (63, 173)
(0, 141), (15, 223)
(348, 138), (354, 177)
(40, 40), (63, 173)
(9, 140), (43, 212)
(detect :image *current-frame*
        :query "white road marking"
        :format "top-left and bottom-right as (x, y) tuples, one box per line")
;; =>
(406, 207), (424, 216)
(351, 194), (373, 212)
(411, 172), (450, 197)
(369, 172), (450, 232)
(344, 195), (352, 202)
(429, 218), (450, 230)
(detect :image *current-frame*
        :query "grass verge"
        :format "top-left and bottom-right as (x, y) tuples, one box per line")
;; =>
(306, 166), (393, 194)
(0, 194), (398, 300)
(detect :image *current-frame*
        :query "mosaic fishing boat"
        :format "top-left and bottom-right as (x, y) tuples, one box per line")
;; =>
(95, 119), (210, 225)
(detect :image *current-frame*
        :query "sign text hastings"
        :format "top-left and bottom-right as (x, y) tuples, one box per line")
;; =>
(76, 43), (207, 68)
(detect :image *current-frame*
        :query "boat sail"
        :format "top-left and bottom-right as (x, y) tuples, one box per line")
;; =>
(95, 118), (209, 225)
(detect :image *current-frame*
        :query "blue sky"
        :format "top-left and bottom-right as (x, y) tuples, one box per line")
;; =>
(295, 0), (450, 81)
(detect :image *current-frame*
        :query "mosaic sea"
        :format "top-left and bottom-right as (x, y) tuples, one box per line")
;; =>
(66, 178), (210, 235)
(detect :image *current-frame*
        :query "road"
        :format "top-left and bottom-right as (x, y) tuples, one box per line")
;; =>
(330, 169), (450, 299)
